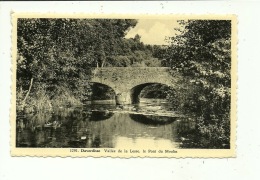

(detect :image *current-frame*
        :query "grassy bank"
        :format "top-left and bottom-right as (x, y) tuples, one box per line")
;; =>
(17, 85), (83, 113)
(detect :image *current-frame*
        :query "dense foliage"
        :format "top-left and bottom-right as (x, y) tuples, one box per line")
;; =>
(165, 20), (232, 148)
(16, 18), (165, 111)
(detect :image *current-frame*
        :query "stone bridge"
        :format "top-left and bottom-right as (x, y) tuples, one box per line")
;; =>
(91, 67), (180, 105)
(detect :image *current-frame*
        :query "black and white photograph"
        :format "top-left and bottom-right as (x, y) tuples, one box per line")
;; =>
(12, 14), (236, 157)
(2, 1), (260, 179)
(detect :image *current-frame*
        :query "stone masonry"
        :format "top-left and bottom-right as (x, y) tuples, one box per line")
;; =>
(91, 67), (180, 105)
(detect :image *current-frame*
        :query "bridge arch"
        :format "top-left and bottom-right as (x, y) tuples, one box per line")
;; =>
(130, 82), (172, 104)
(89, 82), (117, 102)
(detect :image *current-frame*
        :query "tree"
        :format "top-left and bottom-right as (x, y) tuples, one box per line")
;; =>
(165, 20), (232, 148)
(16, 18), (138, 110)
(166, 20), (231, 116)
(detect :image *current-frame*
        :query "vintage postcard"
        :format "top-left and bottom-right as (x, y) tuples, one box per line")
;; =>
(11, 14), (237, 157)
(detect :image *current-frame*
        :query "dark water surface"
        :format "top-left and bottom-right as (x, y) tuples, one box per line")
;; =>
(16, 99), (196, 148)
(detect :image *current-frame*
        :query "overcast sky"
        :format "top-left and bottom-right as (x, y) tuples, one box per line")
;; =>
(125, 19), (181, 45)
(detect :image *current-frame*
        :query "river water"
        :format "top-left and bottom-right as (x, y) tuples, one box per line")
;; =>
(16, 99), (196, 149)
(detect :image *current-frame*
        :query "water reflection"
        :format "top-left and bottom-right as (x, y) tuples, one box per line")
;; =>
(130, 114), (176, 125)
(89, 111), (114, 121)
(16, 101), (196, 148)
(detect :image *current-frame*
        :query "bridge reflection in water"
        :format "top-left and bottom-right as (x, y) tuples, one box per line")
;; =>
(16, 102), (196, 149)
